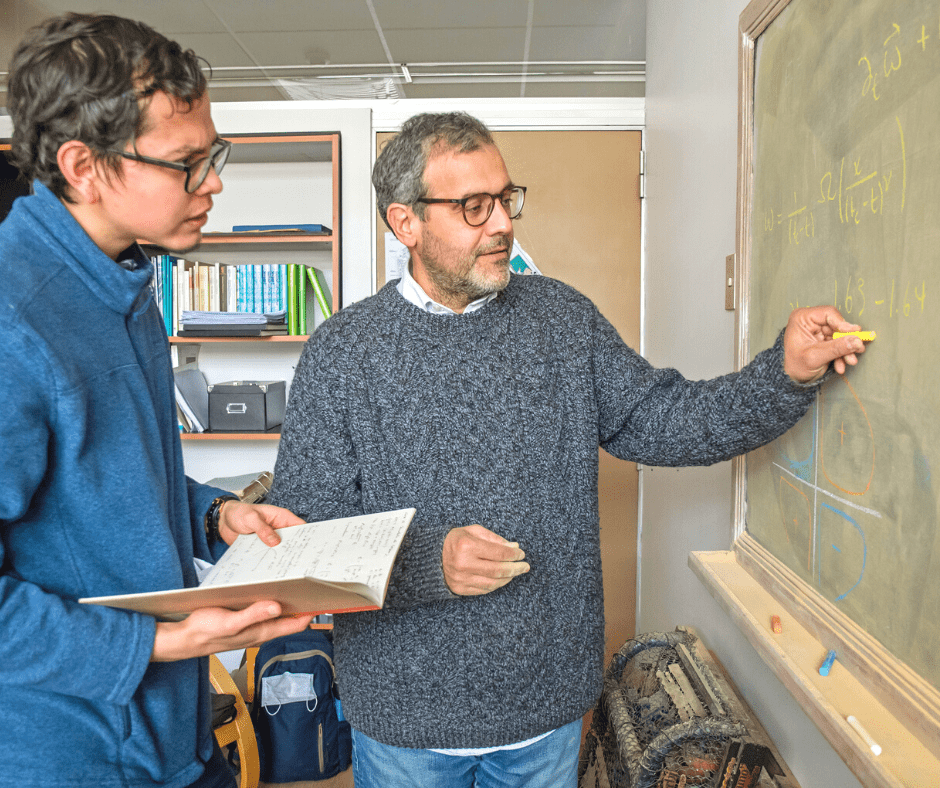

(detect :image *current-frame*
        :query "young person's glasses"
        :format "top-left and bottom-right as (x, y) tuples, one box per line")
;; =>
(416, 185), (526, 227)
(109, 137), (232, 193)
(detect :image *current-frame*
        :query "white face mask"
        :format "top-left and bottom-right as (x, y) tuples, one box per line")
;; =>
(261, 671), (319, 714)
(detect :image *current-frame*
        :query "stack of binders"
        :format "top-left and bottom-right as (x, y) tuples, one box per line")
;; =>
(176, 310), (288, 337)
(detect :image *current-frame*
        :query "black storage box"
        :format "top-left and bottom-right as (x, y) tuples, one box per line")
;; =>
(208, 380), (285, 432)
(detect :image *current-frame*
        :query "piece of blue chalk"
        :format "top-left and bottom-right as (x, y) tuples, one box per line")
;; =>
(819, 649), (837, 676)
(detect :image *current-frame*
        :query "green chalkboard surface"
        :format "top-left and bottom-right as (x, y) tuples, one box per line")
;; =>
(743, 0), (940, 691)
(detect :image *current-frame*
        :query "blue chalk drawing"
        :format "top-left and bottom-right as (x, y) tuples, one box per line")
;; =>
(783, 401), (816, 481)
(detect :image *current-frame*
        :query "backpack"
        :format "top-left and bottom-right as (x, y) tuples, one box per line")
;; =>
(250, 630), (352, 782)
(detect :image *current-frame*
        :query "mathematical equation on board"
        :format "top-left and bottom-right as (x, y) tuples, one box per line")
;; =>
(789, 276), (926, 319)
(859, 16), (940, 103)
(761, 118), (907, 245)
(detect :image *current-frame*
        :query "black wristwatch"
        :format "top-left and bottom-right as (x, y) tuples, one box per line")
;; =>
(204, 495), (238, 542)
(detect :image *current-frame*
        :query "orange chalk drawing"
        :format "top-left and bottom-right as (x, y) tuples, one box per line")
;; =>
(819, 375), (875, 496)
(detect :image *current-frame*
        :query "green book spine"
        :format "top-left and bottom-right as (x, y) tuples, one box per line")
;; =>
(298, 264), (307, 335)
(287, 264), (298, 335)
(305, 266), (332, 319)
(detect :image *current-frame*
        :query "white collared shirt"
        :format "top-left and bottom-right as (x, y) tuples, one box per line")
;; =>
(396, 263), (498, 315)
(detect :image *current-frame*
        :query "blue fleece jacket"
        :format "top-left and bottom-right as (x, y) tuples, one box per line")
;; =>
(0, 183), (228, 787)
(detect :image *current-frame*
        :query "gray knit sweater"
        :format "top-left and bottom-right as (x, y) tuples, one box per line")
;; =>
(269, 274), (817, 750)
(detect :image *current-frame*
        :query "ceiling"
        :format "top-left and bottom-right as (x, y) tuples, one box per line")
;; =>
(0, 0), (646, 106)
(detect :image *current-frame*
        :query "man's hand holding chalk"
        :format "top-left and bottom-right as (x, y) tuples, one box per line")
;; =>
(782, 306), (870, 382)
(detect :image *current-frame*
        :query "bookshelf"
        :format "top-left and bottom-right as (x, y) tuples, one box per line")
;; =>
(165, 131), (341, 454)
(172, 131), (341, 308)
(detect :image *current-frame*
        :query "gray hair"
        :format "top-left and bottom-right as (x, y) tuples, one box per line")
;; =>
(372, 112), (495, 228)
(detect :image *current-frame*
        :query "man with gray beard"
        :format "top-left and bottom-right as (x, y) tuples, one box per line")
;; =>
(269, 111), (866, 788)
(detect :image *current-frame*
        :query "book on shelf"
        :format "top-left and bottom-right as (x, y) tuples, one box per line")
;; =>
(298, 261), (307, 334)
(150, 254), (178, 337)
(279, 265), (288, 316)
(178, 309), (287, 337)
(173, 367), (209, 432)
(208, 262), (219, 312)
(164, 259), (291, 323)
(198, 263), (210, 311)
(177, 259), (193, 315)
(180, 309), (286, 325)
(154, 257), (331, 338)
(252, 265), (263, 313)
(176, 325), (289, 337)
(225, 265), (237, 312)
(171, 261), (180, 334)
(79, 508), (416, 621)
(287, 265), (298, 335)
(262, 264), (273, 313)
(231, 223), (330, 235)
(305, 266), (332, 320)
(176, 403), (194, 433)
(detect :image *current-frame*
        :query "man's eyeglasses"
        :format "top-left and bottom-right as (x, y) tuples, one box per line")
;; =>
(108, 137), (232, 194)
(416, 185), (526, 227)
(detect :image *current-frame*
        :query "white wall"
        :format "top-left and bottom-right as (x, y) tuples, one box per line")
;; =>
(210, 103), (374, 306)
(641, 3), (862, 786)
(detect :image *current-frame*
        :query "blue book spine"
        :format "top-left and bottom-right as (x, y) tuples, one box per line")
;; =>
(279, 265), (287, 311)
(236, 265), (246, 312)
(260, 264), (267, 313)
(253, 265), (263, 313)
(155, 255), (169, 335)
(164, 255), (173, 335)
(232, 223), (329, 234)
(263, 264), (274, 313)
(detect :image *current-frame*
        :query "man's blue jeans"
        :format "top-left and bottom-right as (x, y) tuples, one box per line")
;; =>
(351, 720), (582, 788)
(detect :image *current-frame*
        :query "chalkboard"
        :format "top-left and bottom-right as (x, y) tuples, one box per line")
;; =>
(739, 0), (940, 694)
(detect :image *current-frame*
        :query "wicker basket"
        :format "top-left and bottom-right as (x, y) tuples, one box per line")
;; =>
(578, 627), (799, 788)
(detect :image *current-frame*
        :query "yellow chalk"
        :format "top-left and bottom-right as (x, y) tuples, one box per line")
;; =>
(833, 330), (876, 341)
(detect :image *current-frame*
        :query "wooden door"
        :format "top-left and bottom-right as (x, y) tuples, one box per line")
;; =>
(376, 130), (643, 663)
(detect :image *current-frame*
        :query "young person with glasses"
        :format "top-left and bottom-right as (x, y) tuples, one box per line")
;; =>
(0, 13), (312, 788)
(268, 111), (867, 787)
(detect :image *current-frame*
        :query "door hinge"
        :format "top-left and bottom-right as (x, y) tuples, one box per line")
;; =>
(639, 149), (646, 199)
(725, 254), (735, 310)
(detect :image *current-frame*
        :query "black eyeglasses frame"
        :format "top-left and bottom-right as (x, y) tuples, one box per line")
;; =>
(416, 185), (526, 227)
(108, 137), (232, 193)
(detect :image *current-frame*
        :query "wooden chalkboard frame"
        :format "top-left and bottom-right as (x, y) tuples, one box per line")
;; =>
(719, 0), (940, 782)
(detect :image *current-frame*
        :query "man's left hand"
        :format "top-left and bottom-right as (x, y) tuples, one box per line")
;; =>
(783, 305), (868, 383)
(217, 500), (304, 547)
